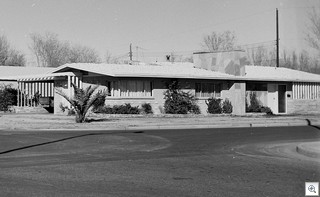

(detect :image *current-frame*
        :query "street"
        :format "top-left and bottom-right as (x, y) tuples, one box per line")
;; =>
(0, 126), (319, 197)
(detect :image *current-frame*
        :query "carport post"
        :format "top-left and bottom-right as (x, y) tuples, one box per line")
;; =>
(17, 82), (20, 107)
(68, 75), (71, 108)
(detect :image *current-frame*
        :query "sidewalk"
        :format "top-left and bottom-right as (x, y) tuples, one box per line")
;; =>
(0, 113), (319, 131)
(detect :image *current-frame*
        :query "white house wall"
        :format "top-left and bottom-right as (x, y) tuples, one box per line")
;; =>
(52, 74), (320, 115)
(68, 76), (237, 115)
(54, 79), (69, 114)
(267, 84), (278, 114)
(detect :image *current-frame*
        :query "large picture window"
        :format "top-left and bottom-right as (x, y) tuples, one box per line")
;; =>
(195, 82), (221, 98)
(114, 80), (153, 98)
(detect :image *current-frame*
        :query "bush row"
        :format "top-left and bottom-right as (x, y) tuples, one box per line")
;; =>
(94, 103), (153, 114)
(206, 98), (233, 114)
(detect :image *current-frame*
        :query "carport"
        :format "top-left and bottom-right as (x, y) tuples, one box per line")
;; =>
(16, 72), (78, 111)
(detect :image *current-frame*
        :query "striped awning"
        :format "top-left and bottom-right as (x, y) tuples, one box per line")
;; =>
(17, 72), (75, 82)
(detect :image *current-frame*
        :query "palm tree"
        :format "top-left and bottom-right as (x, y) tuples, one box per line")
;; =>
(56, 83), (107, 123)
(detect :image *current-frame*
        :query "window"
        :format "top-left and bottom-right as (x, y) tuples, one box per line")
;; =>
(246, 83), (267, 91)
(113, 80), (153, 98)
(292, 82), (320, 100)
(195, 82), (221, 98)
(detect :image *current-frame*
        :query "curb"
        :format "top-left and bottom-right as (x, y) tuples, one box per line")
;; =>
(0, 117), (319, 132)
(296, 142), (320, 158)
(4, 120), (312, 133)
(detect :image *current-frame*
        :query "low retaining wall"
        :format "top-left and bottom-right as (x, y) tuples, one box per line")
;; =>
(287, 99), (320, 114)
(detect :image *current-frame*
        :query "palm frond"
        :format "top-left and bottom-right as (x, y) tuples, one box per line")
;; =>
(55, 88), (75, 107)
(56, 83), (107, 123)
(83, 89), (108, 118)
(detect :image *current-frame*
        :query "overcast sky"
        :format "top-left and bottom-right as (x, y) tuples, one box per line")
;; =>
(0, 0), (318, 64)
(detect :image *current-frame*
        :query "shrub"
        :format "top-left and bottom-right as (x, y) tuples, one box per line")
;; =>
(206, 98), (222, 114)
(222, 98), (233, 114)
(0, 85), (17, 112)
(190, 104), (201, 114)
(163, 80), (200, 114)
(59, 103), (76, 115)
(141, 103), (153, 114)
(95, 103), (140, 114)
(246, 92), (274, 115)
(113, 103), (140, 114)
(261, 106), (274, 116)
(247, 92), (261, 112)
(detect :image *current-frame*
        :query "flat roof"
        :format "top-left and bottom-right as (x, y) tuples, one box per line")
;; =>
(53, 63), (320, 83)
(244, 66), (320, 83)
(4, 63), (320, 83)
(52, 62), (240, 80)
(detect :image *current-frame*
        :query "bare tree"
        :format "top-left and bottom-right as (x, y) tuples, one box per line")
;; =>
(278, 49), (320, 74)
(291, 50), (299, 70)
(299, 50), (311, 72)
(69, 45), (101, 63)
(0, 34), (26, 66)
(104, 51), (113, 63)
(30, 32), (101, 67)
(0, 35), (10, 65)
(202, 31), (236, 51)
(306, 7), (320, 53)
(104, 51), (121, 64)
(5, 49), (26, 66)
(246, 46), (276, 67)
(30, 32), (69, 67)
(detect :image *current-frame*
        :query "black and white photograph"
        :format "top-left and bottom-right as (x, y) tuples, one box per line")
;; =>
(0, 0), (319, 196)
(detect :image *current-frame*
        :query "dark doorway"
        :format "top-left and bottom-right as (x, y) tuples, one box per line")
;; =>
(278, 85), (286, 113)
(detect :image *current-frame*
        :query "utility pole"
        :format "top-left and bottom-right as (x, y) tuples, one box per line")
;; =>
(129, 43), (133, 64)
(276, 8), (279, 67)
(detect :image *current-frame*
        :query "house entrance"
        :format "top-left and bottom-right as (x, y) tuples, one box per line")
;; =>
(278, 85), (286, 113)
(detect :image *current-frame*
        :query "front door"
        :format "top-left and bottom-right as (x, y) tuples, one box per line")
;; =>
(278, 85), (286, 113)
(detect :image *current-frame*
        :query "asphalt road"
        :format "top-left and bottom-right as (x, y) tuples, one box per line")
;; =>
(0, 126), (319, 197)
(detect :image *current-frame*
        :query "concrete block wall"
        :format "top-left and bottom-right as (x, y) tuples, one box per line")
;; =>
(287, 99), (320, 114)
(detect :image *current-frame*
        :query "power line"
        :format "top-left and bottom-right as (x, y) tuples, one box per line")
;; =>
(238, 40), (276, 47)
(107, 8), (275, 51)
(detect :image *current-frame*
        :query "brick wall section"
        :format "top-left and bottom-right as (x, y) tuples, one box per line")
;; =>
(287, 99), (320, 114)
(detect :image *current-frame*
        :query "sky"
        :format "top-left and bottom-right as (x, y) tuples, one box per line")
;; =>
(0, 0), (319, 65)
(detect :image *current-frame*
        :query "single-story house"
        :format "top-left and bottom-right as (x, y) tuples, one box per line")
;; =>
(13, 50), (320, 115)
